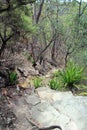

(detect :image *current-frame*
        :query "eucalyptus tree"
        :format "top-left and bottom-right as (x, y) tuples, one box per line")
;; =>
(35, 0), (87, 67)
(71, 0), (87, 65)
(32, 0), (66, 67)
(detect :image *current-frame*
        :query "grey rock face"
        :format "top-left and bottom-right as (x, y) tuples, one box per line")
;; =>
(12, 87), (87, 130)
(26, 94), (41, 105)
(36, 87), (87, 130)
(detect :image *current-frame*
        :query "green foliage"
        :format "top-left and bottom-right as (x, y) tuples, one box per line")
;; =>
(33, 77), (42, 88)
(49, 78), (59, 90)
(74, 84), (87, 95)
(21, 12), (37, 33)
(0, 0), (37, 51)
(9, 71), (18, 85)
(78, 92), (87, 96)
(75, 84), (87, 90)
(49, 77), (63, 90)
(60, 60), (84, 88)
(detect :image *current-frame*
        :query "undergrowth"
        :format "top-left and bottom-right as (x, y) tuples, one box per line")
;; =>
(49, 77), (63, 90)
(33, 77), (42, 88)
(49, 60), (84, 92)
(9, 71), (18, 85)
(60, 60), (84, 89)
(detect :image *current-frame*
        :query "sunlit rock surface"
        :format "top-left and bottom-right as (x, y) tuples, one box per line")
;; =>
(12, 87), (87, 130)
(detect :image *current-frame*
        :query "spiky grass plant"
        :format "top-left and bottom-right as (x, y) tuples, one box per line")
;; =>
(49, 77), (63, 90)
(33, 77), (42, 88)
(9, 71), (18, 85)
(60, 60), (83, 89)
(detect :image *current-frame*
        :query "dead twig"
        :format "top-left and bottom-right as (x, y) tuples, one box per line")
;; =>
(26, 117), (62, 130)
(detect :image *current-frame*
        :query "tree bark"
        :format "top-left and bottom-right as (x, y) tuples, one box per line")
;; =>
(51, 41), (56, 62)
(36, 0), (44, 24)
(0, 33), (14, 57)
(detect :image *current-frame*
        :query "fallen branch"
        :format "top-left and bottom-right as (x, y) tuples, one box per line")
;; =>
(26, 117), (62, 130)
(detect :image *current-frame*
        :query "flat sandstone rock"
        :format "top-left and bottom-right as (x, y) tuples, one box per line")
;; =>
(12, 87), (87, 130)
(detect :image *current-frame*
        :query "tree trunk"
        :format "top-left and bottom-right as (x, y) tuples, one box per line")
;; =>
(0, 41), (7, 57)
(51, 41), (56, 62)
(31, 0), (44, 64)
(36, 0), (44, 24)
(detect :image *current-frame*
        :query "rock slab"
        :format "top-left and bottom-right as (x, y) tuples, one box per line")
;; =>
(12, 87), (87, 130)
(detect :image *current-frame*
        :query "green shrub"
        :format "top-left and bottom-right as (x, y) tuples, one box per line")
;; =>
(9, 71), (18, 85)
(33, 77), (42, 88)
(49, 77), (63, 90)
(60, 60), (84, 89)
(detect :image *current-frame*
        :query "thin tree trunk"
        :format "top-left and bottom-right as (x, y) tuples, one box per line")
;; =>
(31, 0), (44, 64)
(0, 41), (7, 57)
(36, 0), (44, 24)
(0, 33), (14, 57)
(51, 41), (56, 62)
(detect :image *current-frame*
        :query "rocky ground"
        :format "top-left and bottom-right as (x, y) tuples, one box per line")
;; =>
(0, 86), (87, 130)
(0, 53), (87, 130)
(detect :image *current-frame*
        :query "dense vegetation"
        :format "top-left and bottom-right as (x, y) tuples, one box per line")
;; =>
(0, 0), (87, 93)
